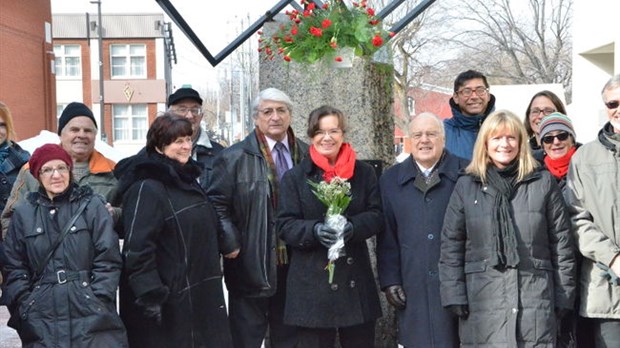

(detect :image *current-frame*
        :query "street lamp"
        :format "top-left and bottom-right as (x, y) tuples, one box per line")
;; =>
(90, 0), (107, 142)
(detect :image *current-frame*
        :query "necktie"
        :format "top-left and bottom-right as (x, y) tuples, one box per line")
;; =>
(274, 142), (289, 180)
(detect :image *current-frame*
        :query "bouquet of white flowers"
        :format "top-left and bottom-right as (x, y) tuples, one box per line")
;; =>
(308, 176), (352, 283)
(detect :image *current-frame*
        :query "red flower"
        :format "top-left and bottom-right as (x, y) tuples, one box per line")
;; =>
(309, 26), (323, 37)
(322, 3), (329, 9)
(307, 2), (316, 10)
(283, 55), (291, 62)
(265, 47), (272, 55)
(322, 19), (332, 29)
(366, 8), (375, 16)
(334, 56), (343, 62)
(330, 41), (338, 48)
(291, 25), (298, 35)
(369, 19), (379, 25)
(284, 35), (294, 43)
(372, 35), (383, 47)
(389, 31), (396, 37)
(303, 9), (311, 17)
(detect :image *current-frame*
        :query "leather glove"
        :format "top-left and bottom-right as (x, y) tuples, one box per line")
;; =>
(314, 223), (338, 248)
(141, 303), (162, 326)
(135, 286), (169, 326)
(385, 285), (406, 310)
(447, 304), (469, 319)
(343, 222), (354, 242)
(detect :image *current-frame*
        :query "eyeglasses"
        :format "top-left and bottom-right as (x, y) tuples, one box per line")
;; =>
(313, 129), (343, 138)
(259, 107), (289, 118)
(542, 131), (570, 144)
(456, 87), (489, 97)
(411, 131), (440, 140)
(605, 100), (619, 110)
(171, 107), (203, 116)
(39, 165), (70, 177)
(530, 108), (556, 116)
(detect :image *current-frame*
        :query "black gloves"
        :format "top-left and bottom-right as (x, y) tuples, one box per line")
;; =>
(385, 285), (406, 310)
(314, 223), (339, 248)
(314, 221), (354, 248)
(135, 286), (169, 326)
(447, 304), (469, 319)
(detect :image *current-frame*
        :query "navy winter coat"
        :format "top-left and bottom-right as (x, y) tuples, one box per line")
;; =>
(378, 152), (467, 348)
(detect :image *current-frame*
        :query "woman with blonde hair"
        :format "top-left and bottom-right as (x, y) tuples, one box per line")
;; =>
(0, 102), (30, 214)
(439, 110), (576, 347)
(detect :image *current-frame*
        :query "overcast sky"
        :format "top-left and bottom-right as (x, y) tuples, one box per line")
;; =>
(51, 0), (279, 91)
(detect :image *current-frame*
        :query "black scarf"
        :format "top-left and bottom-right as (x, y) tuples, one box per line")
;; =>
(486, 162), (520, 269)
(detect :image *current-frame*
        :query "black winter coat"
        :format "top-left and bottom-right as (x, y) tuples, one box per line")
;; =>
(208, 130), (308, 297)
(276, 158), (383, 328)
(117, 153), (232, 348)
(378, 152), (467, 348)
(439, 170), (576, 347)
(2, 184), (127, 347)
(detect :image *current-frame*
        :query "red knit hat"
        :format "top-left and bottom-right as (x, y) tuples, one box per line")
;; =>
(29, 144), (73, 179)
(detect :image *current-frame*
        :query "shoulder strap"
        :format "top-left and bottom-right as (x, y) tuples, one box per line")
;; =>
(33, 197), (92, 280)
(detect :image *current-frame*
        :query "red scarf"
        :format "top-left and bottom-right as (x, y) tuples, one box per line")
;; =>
(309, 142), (356, 182)
(544, 146), (577, 179)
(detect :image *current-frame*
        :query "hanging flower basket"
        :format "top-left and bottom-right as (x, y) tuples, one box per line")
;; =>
(258, 0), (393, 65)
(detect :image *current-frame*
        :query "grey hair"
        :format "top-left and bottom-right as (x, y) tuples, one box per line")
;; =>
(408, 112), (445, 137)
(250, 88), (294, 119)
(602, 74), (620, 96)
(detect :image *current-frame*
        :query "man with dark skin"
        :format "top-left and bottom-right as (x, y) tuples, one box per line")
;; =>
(444, 70), (496, 160)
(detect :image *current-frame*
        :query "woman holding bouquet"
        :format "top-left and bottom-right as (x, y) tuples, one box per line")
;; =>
(276, 105), (383, 347)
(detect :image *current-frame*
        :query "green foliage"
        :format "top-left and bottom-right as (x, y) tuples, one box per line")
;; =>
(259, 0), (392, 64)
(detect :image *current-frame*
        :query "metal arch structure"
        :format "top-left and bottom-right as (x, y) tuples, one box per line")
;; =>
(155, 0), (437, 67)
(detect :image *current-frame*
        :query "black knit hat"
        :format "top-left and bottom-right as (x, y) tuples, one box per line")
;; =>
(57, 102), (97, 135)
(167, 88), (203, 107)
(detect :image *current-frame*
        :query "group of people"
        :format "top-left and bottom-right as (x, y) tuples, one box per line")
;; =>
(0, 70), (617, 348)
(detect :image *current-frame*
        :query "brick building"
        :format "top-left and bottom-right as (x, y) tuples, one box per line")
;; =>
(53, 13), (176, 155)
(0, 0), (55, 140)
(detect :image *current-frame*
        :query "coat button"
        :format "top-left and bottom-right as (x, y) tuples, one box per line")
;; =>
(427, 234), (434, 240)
(349, 280), (356, 288)
(36, 227), (42, 233)
(512, 308), (518, 314)
(330, 284), (339, 291)
(346, 257), (354, 265)
(425, 197), (431, 203)
(70, 226), (77, 231)
(82, 282), (88, 287)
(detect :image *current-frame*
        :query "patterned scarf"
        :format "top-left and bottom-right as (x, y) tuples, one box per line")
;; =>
(309, 142), (356, 182)
(255, 126), (302, 265)
(544, 146), (576, 179)
(0, 141), (30, 175)
(486, 162), (520, 269)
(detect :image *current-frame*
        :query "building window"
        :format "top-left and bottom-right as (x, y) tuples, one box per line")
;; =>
(113, 104), (147, 141)
(110, 44), (146, 78)
(57, 103), (68, 119)
(54, 45), (81, 78)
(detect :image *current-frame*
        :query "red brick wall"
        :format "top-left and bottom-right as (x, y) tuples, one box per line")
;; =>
(0, 0), (54, 141)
